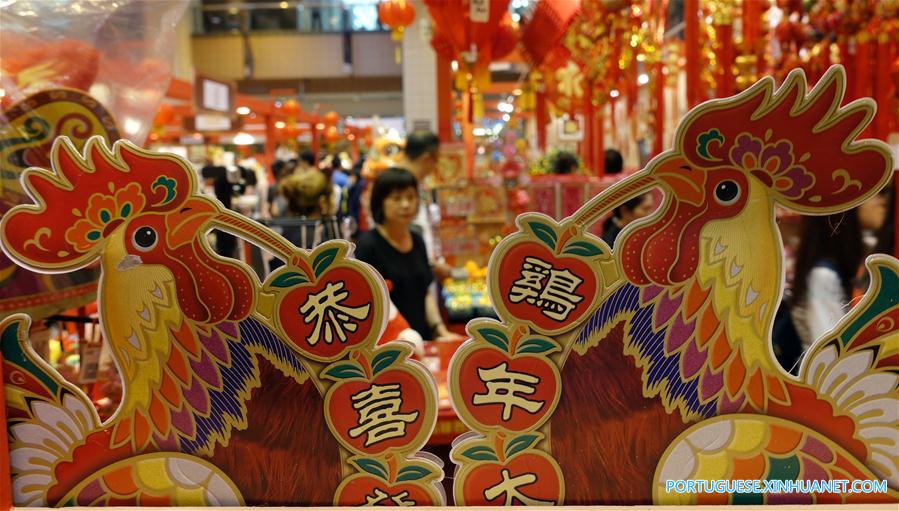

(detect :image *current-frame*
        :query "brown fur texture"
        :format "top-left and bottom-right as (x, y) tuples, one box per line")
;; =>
(551, 324), (690, 505)
(208, 358), (342, 505)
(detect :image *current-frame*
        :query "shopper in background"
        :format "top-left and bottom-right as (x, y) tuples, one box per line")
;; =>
(601, 147), (654, 247)
(551, 150), (579, 174)
(872, 185), (895, 257)
(354, 168), (457, 341)
(297, 150), (317, 174)
(601, 194), (656, 247)
(604, 148), (625, 175)
(790, 192), (888, 351)
(269, 169), (337, 272)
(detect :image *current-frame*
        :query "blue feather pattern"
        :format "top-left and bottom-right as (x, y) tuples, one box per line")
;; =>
(574, 283), (717, 418)
(181, 316), (306, 453)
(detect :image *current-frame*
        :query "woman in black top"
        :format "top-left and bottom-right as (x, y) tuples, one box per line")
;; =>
(354, 168), (452, 341)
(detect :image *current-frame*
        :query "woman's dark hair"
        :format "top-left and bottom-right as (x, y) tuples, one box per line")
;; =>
(873, 185), (895, 257)
(793, 211), (864, 305)
(605, 148), (624, 175)
(370, 167), (418, 225)
(551, 151), (579, 174)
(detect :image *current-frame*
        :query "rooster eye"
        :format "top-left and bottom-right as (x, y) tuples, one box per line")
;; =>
(714, 180), (741, 205)
(132, 226), (157, 252)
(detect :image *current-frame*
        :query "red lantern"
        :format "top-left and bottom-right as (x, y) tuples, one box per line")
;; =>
(281, 99), (301, 117)
(325, 125), (341, 143)
(378, 0), (416, 41)
(324, 111), (340, 127)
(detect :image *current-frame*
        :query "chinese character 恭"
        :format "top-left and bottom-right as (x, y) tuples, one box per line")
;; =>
(483, 469), (554, 506)
(348, 383), (419, 447)
(471, 362), (544, 421)
(364, 488), (415, 506)
(299, 281), (370, 346)
(509, 256), (584, 322)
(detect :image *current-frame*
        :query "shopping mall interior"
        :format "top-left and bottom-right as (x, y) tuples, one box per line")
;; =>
(1, 0), (897, 508)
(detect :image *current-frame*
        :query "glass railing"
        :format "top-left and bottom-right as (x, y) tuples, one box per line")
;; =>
(194, 1), (388, 35)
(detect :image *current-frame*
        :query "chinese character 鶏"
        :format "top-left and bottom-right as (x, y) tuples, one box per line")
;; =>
(509, 256), (584, 322)
(299, 281), (370, 346)
(484, 469), (554, 506)
(472, 362), (544, 421)
(348, 383), (419, 447)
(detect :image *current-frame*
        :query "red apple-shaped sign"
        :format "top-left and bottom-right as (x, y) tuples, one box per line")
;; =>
(449, 321), (561, 433)
(334, 456), (444, 506)
(451, 433), (564, 505)
(266, 241), (388, 362)
(324, 344), (437, 456)
(489, 213), (607, 335)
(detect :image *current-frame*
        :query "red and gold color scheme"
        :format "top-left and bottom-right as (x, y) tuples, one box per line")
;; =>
(378, 0), (416, 63)
(0, 137), (443, 506)
(446, 66), (899, 505)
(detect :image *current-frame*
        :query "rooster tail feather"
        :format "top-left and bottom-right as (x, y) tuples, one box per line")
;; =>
(799, 255), (899, 488)
(654, 414), (899, 505)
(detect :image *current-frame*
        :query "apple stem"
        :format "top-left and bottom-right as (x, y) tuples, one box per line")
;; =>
(353, 350), (372, 379)
(508, 325), (526, 354)
(555, 226), (579, 253)
(386, 453), (398, 483)
(494, 431), (507, 463)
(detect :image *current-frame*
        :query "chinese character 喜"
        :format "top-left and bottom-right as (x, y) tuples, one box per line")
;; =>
(299, 281), (370, 346)
(472, 362), (544, 420)
(509, 256), (584, 321)
(348, 383), (419, 447)
(483, 469), (553, 506)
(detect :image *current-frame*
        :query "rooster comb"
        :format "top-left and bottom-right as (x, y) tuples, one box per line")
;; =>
(1, 136), (199, 272)
(676, 65), (892, 213)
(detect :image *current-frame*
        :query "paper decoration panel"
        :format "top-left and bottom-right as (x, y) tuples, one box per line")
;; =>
(0, 137), (444, 506)
(448, 66), (898, 505)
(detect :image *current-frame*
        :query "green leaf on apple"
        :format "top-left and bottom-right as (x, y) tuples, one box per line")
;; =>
(396, 464), (435, 482)
(460, 444), (499, 462)
(561, 240), (604, 257)
(526, 220), (558, 251)
(476, 327), (509, 352)
(323, 361), (366, 380)
(270, 271), (309, 288)
(515, 337), (560, 355)
(352, 457), (389, 480)
(371, 348), (403, 376)
(505, 433), (540, 458)
(312, 246), (340, 278)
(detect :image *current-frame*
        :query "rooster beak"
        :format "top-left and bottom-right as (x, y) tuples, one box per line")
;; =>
(166, 198), (218, 248)
(652, 157), (705, 206)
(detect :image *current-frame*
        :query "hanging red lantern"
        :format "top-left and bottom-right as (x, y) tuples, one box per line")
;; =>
(379, 0), (416, 63)
(323, 110), (340, 127)
(281, 99), (301, 117)
(325, 125), (341, 143)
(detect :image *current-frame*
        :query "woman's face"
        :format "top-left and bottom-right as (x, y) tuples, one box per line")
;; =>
(382, 186), (418, 226)
(857, 193), (887, 231)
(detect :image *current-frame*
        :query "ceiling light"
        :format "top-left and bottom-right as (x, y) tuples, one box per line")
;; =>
(473, 128), (487, 136)
(610, 89), (620, 98)
(637, 73), (650, 85)
(502, 113), (511, 122)
(233, 132), (255, 145)
(236, 106), (250, 115)
(275, 121), (286, 129)
(279, 1), (289, 8)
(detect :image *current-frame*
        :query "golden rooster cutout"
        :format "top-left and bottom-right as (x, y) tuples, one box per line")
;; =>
(0, 137), (444, 506)
(449, 65), (898, 505)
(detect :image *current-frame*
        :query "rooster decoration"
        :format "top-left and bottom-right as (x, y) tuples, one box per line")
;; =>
(1, 138), (443, 505)
(449, 65), (897, 505)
